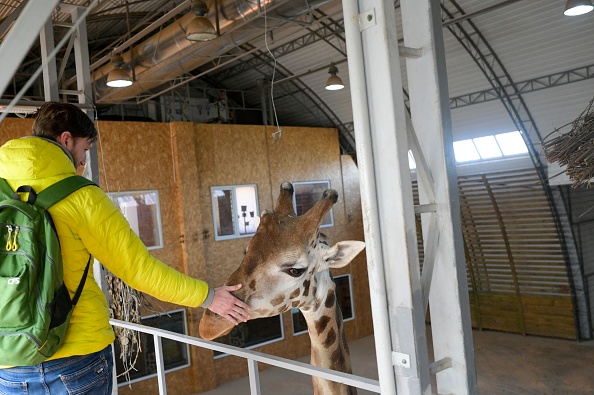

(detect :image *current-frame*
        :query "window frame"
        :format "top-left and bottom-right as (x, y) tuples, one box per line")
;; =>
(211, 184), (259, 241)
(213, 315), (285, 358)
(292, 180), (334, 228)
(107, 189), (164, 250)
(116, 309), (191, 386)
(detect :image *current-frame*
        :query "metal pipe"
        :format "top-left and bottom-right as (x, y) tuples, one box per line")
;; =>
(341, 0), (397, 394)
(93, 0), (333, 103)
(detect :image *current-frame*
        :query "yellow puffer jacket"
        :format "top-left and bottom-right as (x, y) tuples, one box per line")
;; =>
(0, 137), (211, 360)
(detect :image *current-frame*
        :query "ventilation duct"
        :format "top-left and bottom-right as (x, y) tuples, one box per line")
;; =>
(93, 0), (333, 103)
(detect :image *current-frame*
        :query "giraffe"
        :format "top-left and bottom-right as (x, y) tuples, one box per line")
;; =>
(200, 182), (365, 395)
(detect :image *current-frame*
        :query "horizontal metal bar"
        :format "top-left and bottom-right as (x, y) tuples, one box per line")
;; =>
(414, 203), (437, 214)
(110, 319), (381, 393)
(429, 357), (452, 375)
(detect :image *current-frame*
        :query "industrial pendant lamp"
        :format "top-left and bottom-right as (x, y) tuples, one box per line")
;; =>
(564, 0), (594, 15)
(106, 54), (133, 88)
(325, 65), (344, 91)
(186, 0), (217, 41)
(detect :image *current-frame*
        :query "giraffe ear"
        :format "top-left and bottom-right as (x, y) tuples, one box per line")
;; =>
(322, 241), (365, 269)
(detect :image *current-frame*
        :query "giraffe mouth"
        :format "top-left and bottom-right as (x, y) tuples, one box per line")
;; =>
(199, 309), (237, 340)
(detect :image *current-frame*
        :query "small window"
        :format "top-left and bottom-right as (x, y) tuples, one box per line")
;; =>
(213, 316), (284, 357)
(115, 309), (190, 386)
(473, 135), (503, 159)
(292, 274), (354, 335)
(454, 131), (529, 164)
(107, 190), (163, 250)
(293, 181), (333, 227)
(453, 139), (481, 163)
(495, 131), (528, 155)
(211, 185), (259, 241)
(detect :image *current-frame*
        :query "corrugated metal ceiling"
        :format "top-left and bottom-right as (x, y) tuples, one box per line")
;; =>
(0, 0), (592, 157)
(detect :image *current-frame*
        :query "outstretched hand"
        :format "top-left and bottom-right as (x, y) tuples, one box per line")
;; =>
(207, 284), (250, 325)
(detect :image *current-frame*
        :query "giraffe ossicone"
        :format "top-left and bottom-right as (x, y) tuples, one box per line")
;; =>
(200, 182), (365, 394)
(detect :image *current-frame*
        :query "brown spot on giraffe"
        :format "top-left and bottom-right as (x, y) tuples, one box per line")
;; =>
(270, 294), (285, 307)
(303, 280), (311, 297)
(325, 290), (336, 309)
(199, 182), (365, 395)
(323, 328), (336, 349)
(315, 315), (331, 335)
(289, 287), (301, 299)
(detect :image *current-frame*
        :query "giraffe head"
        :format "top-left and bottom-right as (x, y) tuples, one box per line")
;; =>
(199, 182), (365, 340)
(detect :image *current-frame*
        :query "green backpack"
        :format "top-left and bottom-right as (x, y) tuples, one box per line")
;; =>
(0, 176), (96, 366)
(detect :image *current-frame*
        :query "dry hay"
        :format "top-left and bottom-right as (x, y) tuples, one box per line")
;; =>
(107, 272), (162, 384)
(542, 97), (594, 188)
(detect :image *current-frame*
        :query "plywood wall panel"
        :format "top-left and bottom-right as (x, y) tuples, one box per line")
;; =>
(2, 118), (370, 392)
(170, 122), (216, 392)
(96, 121), (182, 273)
(266, 126), (344, 223)
(194, 123), (274, 287)
(0, 118), (33, 144)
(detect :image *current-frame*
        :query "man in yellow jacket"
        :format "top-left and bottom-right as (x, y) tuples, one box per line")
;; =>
(0, 102), (249, 394)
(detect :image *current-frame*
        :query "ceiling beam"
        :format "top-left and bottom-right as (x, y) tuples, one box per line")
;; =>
(0, 0), (59, 98)
(450, 64), (594, 109)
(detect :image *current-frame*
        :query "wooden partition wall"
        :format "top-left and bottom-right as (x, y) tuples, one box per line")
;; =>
(458, 168), (576, 339)
(0, 119), (370, 394)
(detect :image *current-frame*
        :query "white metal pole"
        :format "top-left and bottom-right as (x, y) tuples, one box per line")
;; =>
(0, 0), (60, 98)
(40, 19), (59, 102)
(401, 0), (477, 393)
(153, 335), (168, 395)
(342, 0), (435, 393)
(341, 0), (397, 394)
(248, 359), (261, 395)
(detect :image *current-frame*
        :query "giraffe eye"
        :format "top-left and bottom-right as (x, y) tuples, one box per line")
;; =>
(285, 268), (306, 277)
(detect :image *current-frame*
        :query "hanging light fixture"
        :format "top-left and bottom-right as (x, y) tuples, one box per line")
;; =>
(325, 65), (344, 91)
(186, 0), (217, 41)
(564, 0), (594, 15)
(106, 53), (133, 88)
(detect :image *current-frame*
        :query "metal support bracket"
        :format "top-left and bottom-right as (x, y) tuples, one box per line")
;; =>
(392, 351), (411, 369)
(399, 46), (423, 59)
(358, 9), (376, 31)
(414, 203), (437, 214)
(429, 357), (453, 375)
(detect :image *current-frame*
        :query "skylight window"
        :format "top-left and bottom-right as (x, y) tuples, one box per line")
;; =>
(473, 136), (503, 159)
(453, 131), (529, 164)
(495, 131), (528, 155)
(453, 139), (480, 162)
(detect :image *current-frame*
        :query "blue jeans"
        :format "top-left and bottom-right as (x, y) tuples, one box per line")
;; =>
(0, 346), (113, 395)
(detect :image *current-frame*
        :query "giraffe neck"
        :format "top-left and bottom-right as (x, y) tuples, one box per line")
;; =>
(301, 276), (356, 395)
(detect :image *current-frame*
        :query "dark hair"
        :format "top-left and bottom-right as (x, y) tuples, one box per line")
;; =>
(32, 102), (97, 142)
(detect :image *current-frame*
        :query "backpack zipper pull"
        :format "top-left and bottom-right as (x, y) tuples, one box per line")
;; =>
(10, 226), (19, 251)
(5, 225), (12, 251)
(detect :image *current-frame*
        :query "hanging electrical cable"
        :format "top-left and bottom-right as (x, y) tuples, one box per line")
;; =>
(263, 3), (283, 141)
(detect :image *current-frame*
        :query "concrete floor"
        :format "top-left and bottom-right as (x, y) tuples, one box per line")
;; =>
(199, 328), (594, 394)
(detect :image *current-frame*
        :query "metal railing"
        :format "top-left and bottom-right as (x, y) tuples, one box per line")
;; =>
(110, 319), (381, 394)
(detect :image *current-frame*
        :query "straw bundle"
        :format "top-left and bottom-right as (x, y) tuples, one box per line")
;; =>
(542, 97), (594, 188)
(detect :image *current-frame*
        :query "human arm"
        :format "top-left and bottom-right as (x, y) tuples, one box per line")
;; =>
(69, 187), (213, 307)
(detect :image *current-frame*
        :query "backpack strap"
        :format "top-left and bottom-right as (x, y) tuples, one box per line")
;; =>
(36, 176), (97, 306)
(0, 178), (14, 199)
(72, 255), (92, 306)
(36, 176), (97, 210)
